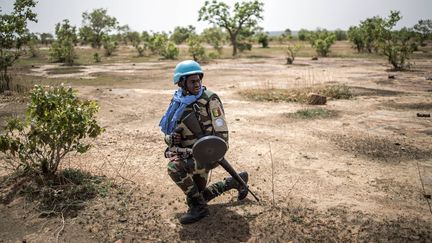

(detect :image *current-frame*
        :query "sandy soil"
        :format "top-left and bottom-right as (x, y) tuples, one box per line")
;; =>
(1, 57), (432, 242)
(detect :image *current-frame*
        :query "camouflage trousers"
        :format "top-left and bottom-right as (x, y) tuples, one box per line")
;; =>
(167, 156), (226, 205)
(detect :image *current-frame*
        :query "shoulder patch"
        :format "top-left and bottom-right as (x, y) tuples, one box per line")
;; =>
(209, 98), (228, 132)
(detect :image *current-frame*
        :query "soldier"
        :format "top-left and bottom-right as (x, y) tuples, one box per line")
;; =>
(159, 60), (248, 224)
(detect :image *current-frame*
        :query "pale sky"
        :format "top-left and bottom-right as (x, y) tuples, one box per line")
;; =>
(1, 0), (431, 34)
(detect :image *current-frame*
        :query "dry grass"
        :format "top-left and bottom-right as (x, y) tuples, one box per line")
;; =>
(239, 84), (352, 103)
(326, 132), (432, 163)
(285, 108), (338, 119)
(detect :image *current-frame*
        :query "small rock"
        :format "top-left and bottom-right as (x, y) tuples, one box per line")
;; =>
(312, 56), (318, 61)
(235, 118), (240, 121)
(394, 142), (401, 146)
(388, 74), (396, 79)
(110, 110), (113, 112)
(307, 93), (327, 105)
(417, 113), (430, 117)
(119, 218), (127, 223)
(132, 63), (135, 66)
(109, 89), (112, 91)
(425, 76), (432, 80)
(424, 194), (431, 199)
(120, 96), (124, 99)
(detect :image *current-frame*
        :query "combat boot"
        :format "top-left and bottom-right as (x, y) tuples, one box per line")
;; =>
(224, 171), (249, 200)
(180, 196), (209, 224)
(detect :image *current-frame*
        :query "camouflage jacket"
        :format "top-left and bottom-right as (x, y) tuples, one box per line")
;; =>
(164, 88), (229, 148)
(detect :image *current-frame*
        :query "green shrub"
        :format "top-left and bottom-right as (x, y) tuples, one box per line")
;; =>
(102, 36), (118, 56)
(0, 85), (103, 178)
(133, 42), (147, 57)
(187, 35), (206, 62)
(162, 41), (179, 59)
(308, 30), (336, 57)
(257, 32), (269, 48)
(93, 52), (101, 63)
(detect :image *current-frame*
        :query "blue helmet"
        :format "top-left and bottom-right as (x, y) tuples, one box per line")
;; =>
(173, 60), (204, 84)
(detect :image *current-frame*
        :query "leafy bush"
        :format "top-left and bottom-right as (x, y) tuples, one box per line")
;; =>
(134, 42), (147, 57)
(162, 41), (179, 59)
(148, 32), (169, 55)
(187, 35), (206, 62)
(171, 25), (196, 44)
(93, 52), (101, 63)
(0, 85), (103, 178)
(334, 29), (347, 41)
(201, 27), (226, 54)
(348, 26), (365, 52)
(308, 30), (336, 57)
(102, 36), (118, 56)
(257, 32), (269, 48)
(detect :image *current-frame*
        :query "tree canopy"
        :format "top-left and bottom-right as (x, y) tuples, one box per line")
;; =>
(198, 0), (264, 56)
(80, 8), (118, 48)
(0, 0), (37, 91)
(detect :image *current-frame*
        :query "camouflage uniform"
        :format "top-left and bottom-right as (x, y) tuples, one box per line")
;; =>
(165, 88), (229, 205)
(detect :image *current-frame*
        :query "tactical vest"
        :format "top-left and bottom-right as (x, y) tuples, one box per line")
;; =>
(177, 89), (228, 148)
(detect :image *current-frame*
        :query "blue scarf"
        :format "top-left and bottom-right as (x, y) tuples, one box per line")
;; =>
(159, 87), (204, 135)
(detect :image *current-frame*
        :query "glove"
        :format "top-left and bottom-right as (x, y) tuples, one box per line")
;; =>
(171, 132), (181, 145)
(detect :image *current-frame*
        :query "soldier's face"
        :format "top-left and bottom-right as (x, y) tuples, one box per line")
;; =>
(185, 74), (202, 95)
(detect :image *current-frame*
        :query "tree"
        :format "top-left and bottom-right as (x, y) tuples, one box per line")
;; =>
(116, 24), (131, 45)
(377, 11), (418, 70)
(201, 27), (226, 54)
(49, 19), (78, 64)
(78, 25), (93, 45)
(348, 26), (365, 52)
(171, 25), (196, 44)
(413, 19), (432, 46)
(359, 16), (385, 53)
(297, 29), (309, 41)
(126, 31), (141, 46)
(198, 0), (264, 56)
(39, 32), (54, 46)
(27, 32), (39, 57)
(81, 8), (118, 48)
(334, 29), (347, 41)
(0, 85), (103, 178)
(0, 0), (37, 91)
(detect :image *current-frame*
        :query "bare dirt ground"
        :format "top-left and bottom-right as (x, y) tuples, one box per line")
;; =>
(1, 56), (432, 242)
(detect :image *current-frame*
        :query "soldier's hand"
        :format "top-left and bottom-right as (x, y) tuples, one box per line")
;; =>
(171, 132), (181, 145)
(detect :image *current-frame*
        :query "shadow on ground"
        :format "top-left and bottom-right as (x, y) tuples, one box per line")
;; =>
(178, 203), (252, 242)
